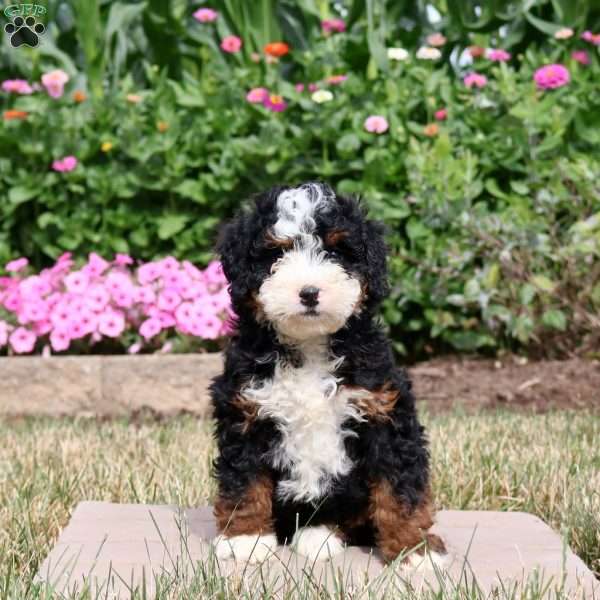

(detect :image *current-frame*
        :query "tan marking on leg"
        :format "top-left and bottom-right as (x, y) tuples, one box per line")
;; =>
(368, 480), (446, 563)
(214, 475), (274, 536)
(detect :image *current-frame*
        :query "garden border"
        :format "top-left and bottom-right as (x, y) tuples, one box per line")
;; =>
(0, 353), (222, 417)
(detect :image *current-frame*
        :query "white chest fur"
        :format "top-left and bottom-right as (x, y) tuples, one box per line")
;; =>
(241, 341), (364, 503)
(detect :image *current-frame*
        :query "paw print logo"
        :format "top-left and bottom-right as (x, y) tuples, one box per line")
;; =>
(4, 16), (45, 48)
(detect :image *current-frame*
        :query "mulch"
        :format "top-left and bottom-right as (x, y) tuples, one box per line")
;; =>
(410, 356), (600, 412)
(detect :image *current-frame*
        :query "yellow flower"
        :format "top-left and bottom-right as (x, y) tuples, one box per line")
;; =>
(157, 121), (169, 132)
(126, 93), (142, 104)
(101, 141), (113, 152)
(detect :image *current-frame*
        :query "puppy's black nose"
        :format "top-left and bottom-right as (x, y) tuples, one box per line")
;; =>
(299, 286), (320, 307)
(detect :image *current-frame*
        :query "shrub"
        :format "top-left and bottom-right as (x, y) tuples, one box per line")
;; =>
(1, 10), (599, 357)
(0, 254), (231, 355)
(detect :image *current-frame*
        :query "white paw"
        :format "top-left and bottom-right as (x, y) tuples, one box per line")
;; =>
(291, 526), (345, 562)
(400, 550), (449, 572)
(213, 533), (278, 564)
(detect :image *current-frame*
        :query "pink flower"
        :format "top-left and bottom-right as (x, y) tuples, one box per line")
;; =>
(85, 285), (110, 312)
(487, 49), (511, 62)
(326, 75), (347, 85)
(463, 72), (487, 88)
(50, 327), (70, 352)
(308, 83), (318, 92)
(182, 260), (203, 280)
(159, 256), (179, 273)
(246, 87), (269, 103)
(434, 108), (448, 121)
(9, 327), (36, 353)
(157, 289), (181, 312)
(220, 35), (242, 53)
(2, 79), (33, 94)
(41, 69), (69, 98)
(321, 19), (345, 34)
(52, 155), (78, 172)
(196, 316), (222, 339)
(128, 342), (142, 354)
(134, 286), (156, 304)
(105, 272), (133, 296)
(64, 270), (89, 294)
(294, 83), (305, 92)
(0, 321), (8, 346)
(193, 8), (218, 22)
(5, 257), (28, 272)
(571, 50), (590, 65)
(139, 317), (162, 340)
(112, 288), (134, 308)
(98, 310), (125, 338)
(138, 262), (161, 284)
(581, 31), (600, 45)
(426, 33), (447, 47)
(20, 301), (48, 323)
(263, 94), (287, 112)
(114, 253), (134, 266)
(68, 320), (88, 340)
(83, 252), (110, 277)
(364, 115), (389, 134)
(533, 64), (570, 89)
(204, 261), (225, 285)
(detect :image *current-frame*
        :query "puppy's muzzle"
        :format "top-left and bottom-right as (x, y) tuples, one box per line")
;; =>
(299, 286), (320, 308)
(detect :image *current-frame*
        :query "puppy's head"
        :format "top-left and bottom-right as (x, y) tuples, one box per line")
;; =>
(218, 183), (388, 341)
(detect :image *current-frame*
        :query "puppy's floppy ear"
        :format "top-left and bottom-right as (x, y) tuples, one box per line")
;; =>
(362, 218), (389, 306)
(216, 212), (252, 307)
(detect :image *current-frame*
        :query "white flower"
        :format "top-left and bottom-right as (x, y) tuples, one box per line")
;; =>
(311, 89), (334, 103)
(416, 46), (441, 60)
(554, 27), (573, 39)
(387, 47), (409, 61)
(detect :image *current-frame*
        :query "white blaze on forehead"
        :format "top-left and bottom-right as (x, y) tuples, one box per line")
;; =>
(273, 183), (334, 239)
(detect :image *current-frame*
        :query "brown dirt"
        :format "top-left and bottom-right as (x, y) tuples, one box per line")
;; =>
(409, 356), (600, 412)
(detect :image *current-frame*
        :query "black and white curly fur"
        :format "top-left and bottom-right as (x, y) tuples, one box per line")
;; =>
(210, 182), (446, 566)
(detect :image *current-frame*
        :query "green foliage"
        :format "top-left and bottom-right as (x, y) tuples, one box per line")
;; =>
(1, 2), (599, 358)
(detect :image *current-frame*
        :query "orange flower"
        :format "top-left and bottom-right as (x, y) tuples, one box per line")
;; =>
(72, 90), (87, 103)
(264, 42), (290, 57)
(157, 121), (169, 132)
(423, 123), (439, 137)
(3, 109), (28, 120)
(468, 45), (485, 58)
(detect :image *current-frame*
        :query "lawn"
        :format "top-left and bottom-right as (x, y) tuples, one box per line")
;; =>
(1, 411), (598, 599)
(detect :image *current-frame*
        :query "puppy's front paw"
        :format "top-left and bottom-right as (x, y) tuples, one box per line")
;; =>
(213, 533), (278, 564)
(399, 549), (449, 572)
(291, 526), (344, 562)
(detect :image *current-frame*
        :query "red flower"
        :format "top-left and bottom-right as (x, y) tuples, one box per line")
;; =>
(264, 42), (290, 57)
(3, 109), (28, 120)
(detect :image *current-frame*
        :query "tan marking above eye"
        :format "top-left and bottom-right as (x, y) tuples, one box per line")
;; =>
(324, 229), (349, 246)
(264, 230), (294, 249)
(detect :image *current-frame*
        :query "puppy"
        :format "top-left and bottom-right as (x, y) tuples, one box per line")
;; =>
(211, 182), (445, 565)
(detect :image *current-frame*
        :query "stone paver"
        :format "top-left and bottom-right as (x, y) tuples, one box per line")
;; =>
(36, 501), (597, 599)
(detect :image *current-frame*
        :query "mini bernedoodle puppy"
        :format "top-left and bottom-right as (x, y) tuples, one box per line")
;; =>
(210, 182), (446, 566)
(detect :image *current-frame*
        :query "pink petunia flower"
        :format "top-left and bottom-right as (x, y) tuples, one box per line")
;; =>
(308, 83), (319, 92)
(114, 253), (134, 266)
(203, 261), (225, 285)
(83, 252), (110, 277)
(364, 115), (389, 134)
(138, 262), (162, 284)
(246, 87), (269, 103)
(157, 289), (181, 312)
(182, 260), (203, 281)
(9, 327), (36, 353)
(193, 8), (218, 22)
(487, 49), (511, 62)
(85, 285), (110, 312)
(321, 19), (345, 34)
(463, 72), (487, 88)
(41, 69), (69, 99)
(52, 155), (78, 172)
(263, 94), (287, 112)
(64, 270), (89, 294)
(533, 64), (570, 89)
(294, 83), (305, 92)
(139, 317), (162, 340)
(128, 342), (142, 354)
(5, 257), (28, 272)
(97, 310), (125, 338)
(220, 35), (242, 53)
(581, 31), (600, 45)
(134, 286), (156, 305)
(434, 108), (448, 121)
(0, 321), (8, 346)
(571, 50), (590, 65)
(2, 79), (33, 94)
(50, 327), (70, 352)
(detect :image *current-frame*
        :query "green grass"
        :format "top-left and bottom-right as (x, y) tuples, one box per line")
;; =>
(1, 411), (598, 598)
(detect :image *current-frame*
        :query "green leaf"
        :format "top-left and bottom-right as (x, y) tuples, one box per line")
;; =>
(510, 181), (530, 195)
(519, 283), (536, 305)
(9, 186), (38, 205)
(336, 133), (361, 155)
(157, 215), (189, 240)
(531, 274), (556, 293)
(542, 309), (567, 331)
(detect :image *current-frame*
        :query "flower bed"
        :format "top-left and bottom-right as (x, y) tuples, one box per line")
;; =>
(0, 254), (231, 355)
